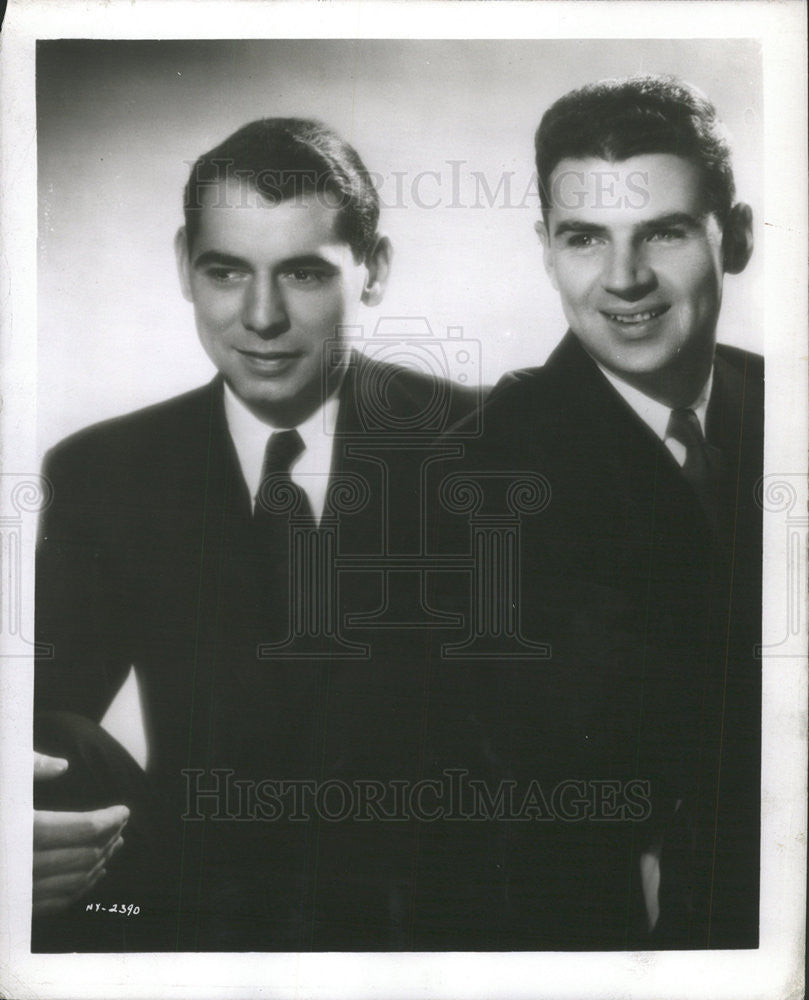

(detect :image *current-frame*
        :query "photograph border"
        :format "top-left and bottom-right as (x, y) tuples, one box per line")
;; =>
(1, 2), (806, 998)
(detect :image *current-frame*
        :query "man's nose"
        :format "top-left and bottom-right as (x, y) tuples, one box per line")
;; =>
(602, 240), (656, 300)
(242, 275), (289, 336)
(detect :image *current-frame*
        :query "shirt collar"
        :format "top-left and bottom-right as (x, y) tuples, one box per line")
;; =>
(222, 381), (341, 516)
(596, 363), (714, 441)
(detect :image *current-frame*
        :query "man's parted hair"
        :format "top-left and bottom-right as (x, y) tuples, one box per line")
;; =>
(183, 117), (380, 261)
(535, 75), (736, 224)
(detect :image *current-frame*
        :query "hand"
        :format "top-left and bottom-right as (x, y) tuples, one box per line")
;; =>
(33, 751), (129, 917)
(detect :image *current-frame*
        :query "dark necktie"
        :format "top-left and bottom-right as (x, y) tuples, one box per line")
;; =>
(254, 429), (313, 525)
(253, 430), (315, 612)
(666, 407), (721, 523)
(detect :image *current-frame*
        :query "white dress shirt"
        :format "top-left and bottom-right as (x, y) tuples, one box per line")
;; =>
(596, 363), (713, 466)
(223, 382), (340, 524)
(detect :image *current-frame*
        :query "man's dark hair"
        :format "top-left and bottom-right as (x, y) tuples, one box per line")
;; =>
(183, 117), (380, 261)
(535, 74), (736, 224)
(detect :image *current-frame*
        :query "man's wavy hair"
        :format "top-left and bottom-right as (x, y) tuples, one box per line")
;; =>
(535, 75), (736, 224)
(183, 117), (380, 261)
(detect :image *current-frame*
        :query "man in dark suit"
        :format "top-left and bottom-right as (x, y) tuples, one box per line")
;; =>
(430, 75), (762, 950)
(32, 118), (486, 951)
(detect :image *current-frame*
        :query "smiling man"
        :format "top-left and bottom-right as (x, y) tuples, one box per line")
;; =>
(32, 118), (483, 951)
(177, 178), (381, 429)
(434, 76), (763, 950)
(537, 138), (753, 423)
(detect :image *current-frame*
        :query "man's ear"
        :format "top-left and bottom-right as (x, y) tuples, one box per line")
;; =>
(722, 202), (754, 275)
(361, 236), (392, 306)
(174, 227), (194, 302)
(534, 218), (559, 291)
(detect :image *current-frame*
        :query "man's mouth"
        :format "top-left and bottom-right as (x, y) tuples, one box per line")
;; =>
(239, 349), (300, 359)
(238, 349), (302, 371)
(601, 305), (670, 326)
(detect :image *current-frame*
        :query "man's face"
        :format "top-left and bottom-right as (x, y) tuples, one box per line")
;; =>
(539, 153), (735, 404)
(176, 180), (385, 425)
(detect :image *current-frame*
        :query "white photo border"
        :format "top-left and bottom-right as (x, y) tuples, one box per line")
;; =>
(1, 2), (806, 999)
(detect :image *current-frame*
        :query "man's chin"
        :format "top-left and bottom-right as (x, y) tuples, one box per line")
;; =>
(240, 380), (332, 426)
(244, 391), (300, 424)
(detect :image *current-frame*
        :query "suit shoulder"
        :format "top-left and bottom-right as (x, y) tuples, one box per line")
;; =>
(441, 364), (550, 454)
(43, 383), (218, 478)
(490, 366), (546, 396)
(715, 343), (763, 378)
(478, 365), (551, 421)
(714, 344), (764, 412)
(356, 356), (483, 422)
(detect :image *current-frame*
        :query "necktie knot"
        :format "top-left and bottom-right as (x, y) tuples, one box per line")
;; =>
(666, 407), (720, 522)
(666, 407), (705, 451)
(255, 429), (313, 521)
(262, 429), (305, 477)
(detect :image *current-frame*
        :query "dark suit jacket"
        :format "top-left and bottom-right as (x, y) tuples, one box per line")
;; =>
(35, 351), (497, 951)
(428, 332), (763, 950)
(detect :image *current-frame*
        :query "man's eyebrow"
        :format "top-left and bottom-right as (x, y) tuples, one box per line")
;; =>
(552, 211), (704, 239)
(275, 254), (338, 271)
(638, 211), (704, 230)
(191, 251), (338, 271)
(192, 251), (250, 270)
(552, 220), (609, 238)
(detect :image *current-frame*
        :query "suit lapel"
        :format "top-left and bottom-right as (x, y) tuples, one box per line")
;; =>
(163, 375), (252, 528)
(544, 334), (707, 529)
(329, 350), (424, 555)
(706, 349), (743, 452)
(202, 376), (253, 521)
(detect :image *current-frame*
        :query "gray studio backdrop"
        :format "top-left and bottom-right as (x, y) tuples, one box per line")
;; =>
(37, 38), (762, 457)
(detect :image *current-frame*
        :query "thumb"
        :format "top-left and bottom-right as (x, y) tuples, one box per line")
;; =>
(34, 750), (69, 781)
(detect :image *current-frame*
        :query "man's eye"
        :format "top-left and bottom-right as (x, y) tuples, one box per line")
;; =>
(205, 267), (246, 284)
(565, 233), (601, 248)
(280, 268), (327, 284)
(647, 228), (687, 242)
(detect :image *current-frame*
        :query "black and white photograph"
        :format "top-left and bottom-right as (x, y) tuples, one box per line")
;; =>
(0, 2), (806, 998)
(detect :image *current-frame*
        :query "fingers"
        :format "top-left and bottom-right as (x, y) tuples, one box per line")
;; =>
(34, 834), (124, 878)
(33, 750), (69, 781)
(32, 896), (76, 917)
(30, 772), (132, 919)
(33, 865), (107, 901)
(34, 804), (129, 851)
(32, 834), (126, 918)
(32, 805), (129, 920)
(32, 864), (109, 917)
